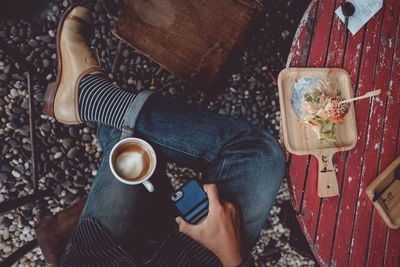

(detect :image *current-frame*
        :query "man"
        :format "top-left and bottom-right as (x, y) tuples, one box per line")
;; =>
(47, 5), (285, 267)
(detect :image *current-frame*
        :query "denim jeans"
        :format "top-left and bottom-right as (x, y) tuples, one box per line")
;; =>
(80, 94), (285, 258)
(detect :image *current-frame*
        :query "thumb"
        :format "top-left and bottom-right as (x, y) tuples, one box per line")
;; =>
(203, 184), (221, 211)
(175, 217), (199, 238)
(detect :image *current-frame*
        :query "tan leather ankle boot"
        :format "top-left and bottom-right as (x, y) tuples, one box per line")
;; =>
(43, 4), (103, 124)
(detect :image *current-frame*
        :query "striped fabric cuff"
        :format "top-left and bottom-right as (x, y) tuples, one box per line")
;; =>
(239, 255), (255, 267)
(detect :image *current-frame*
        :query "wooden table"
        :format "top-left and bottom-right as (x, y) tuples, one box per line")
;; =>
(286, 0), (400, 266)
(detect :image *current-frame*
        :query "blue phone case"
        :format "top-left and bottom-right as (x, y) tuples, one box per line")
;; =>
(171, 180), (209, 224)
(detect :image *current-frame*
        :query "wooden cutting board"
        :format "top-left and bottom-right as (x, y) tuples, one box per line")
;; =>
(112, 0), (263, 90)
(278, 68), (357, 198)
(366, 157), (400, 229)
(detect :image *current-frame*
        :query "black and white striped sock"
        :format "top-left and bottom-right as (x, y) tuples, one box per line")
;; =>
(78, 74), (136, 129)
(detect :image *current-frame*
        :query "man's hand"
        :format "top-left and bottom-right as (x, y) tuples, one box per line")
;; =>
(175, 184), (244, 267)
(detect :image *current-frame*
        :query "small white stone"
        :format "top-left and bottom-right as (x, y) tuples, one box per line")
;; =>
(12, 170), (21, 178)
(22, 227), (30, 235)
(48, 30), (55, 38)
(10, 88), (18, 97)
(3, 245), (12, 253)
(25, 234), (34, 242)
(2, 228), (9, 240)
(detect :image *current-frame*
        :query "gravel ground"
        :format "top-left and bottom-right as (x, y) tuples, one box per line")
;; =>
(0, 0), (316, 266)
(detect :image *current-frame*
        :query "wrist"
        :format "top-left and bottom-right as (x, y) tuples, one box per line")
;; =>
(218, 251), (243, 267)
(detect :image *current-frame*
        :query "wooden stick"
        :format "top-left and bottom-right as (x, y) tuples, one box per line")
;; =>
(339, 89), (381, 104)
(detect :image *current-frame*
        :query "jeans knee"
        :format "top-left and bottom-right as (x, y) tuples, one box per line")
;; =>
(248, 127), (285, 186)
(259, 130), (284, 164)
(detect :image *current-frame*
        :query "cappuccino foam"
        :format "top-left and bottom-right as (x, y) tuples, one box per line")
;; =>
(115, 151), (145, 180)
(112, 143), (152, 181)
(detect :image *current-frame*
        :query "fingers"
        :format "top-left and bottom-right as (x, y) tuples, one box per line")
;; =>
(203, 184), (221, 210)
(175, 217), (199, 239)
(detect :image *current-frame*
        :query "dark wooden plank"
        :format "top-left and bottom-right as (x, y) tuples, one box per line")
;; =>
(298, 0), (338, 250)
(312, 0), (348, 264)
(287, 0), (318, 68)
(288, 156), (309, 212)
(379, 5), (400, 266)
(330, 7), (384, 266)
(383, 14), (400, 266)
(287, 0), (319, 212)
(349, 0), (400, 265)
(313, 0), (366, 264)
(367, 23), (400, 267)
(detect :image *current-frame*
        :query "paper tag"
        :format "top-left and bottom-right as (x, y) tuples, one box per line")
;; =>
(335, 0), (383, 35)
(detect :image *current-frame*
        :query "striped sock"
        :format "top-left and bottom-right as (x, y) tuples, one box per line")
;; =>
(78, 74), (136, 129)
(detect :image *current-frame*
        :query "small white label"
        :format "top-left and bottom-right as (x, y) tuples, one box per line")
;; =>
(335, 0), (383, 35)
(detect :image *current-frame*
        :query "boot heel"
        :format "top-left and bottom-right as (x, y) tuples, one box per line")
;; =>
(43, 82), (58, 118)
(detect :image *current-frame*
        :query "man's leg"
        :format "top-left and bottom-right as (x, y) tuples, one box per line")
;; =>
(80, 93), (284, 254)
(134, 94), (285, 249)
(80, 124), (175, 258)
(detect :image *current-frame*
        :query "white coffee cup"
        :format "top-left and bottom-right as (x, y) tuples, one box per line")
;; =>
(109, 138), (156, 192)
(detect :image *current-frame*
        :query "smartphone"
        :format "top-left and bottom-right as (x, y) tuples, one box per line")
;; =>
(171, 180), (209, 224)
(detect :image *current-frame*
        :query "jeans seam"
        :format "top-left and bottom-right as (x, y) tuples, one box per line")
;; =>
(216, 157), (226, 182)
(146, 137), (214, 162)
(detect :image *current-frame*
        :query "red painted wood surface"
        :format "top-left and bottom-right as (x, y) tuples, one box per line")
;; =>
(286, 0), (400, 266)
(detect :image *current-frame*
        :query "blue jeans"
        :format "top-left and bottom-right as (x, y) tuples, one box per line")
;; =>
(80, 94), (285, 257)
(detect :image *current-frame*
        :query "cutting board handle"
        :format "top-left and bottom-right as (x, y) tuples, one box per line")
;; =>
(316, 151), (339, 197)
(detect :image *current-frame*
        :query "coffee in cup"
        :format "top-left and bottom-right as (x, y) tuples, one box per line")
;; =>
(109, 138), (156, 192)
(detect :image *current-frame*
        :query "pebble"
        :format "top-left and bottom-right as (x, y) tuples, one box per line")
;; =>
(81, 134), (92, 142)
(42, 59), (50, 68)
(20, 125), (30, 136)
(48, 30), (55, 38)
(3, 245), (12, 253)
(10, 88), (18, 97)
(2, 228), (9, 240)
(0, 172), (9, 182)
(68, 127), (79, 138)
(11, 170), (21, 178)
(62, 138), (73, 149)
(21, 98), (29, 109)
(28, 39), (39, 48)
(67, 147), (80, 159)
(2, 217), (12, 228)
(39, 121), (51, 132)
